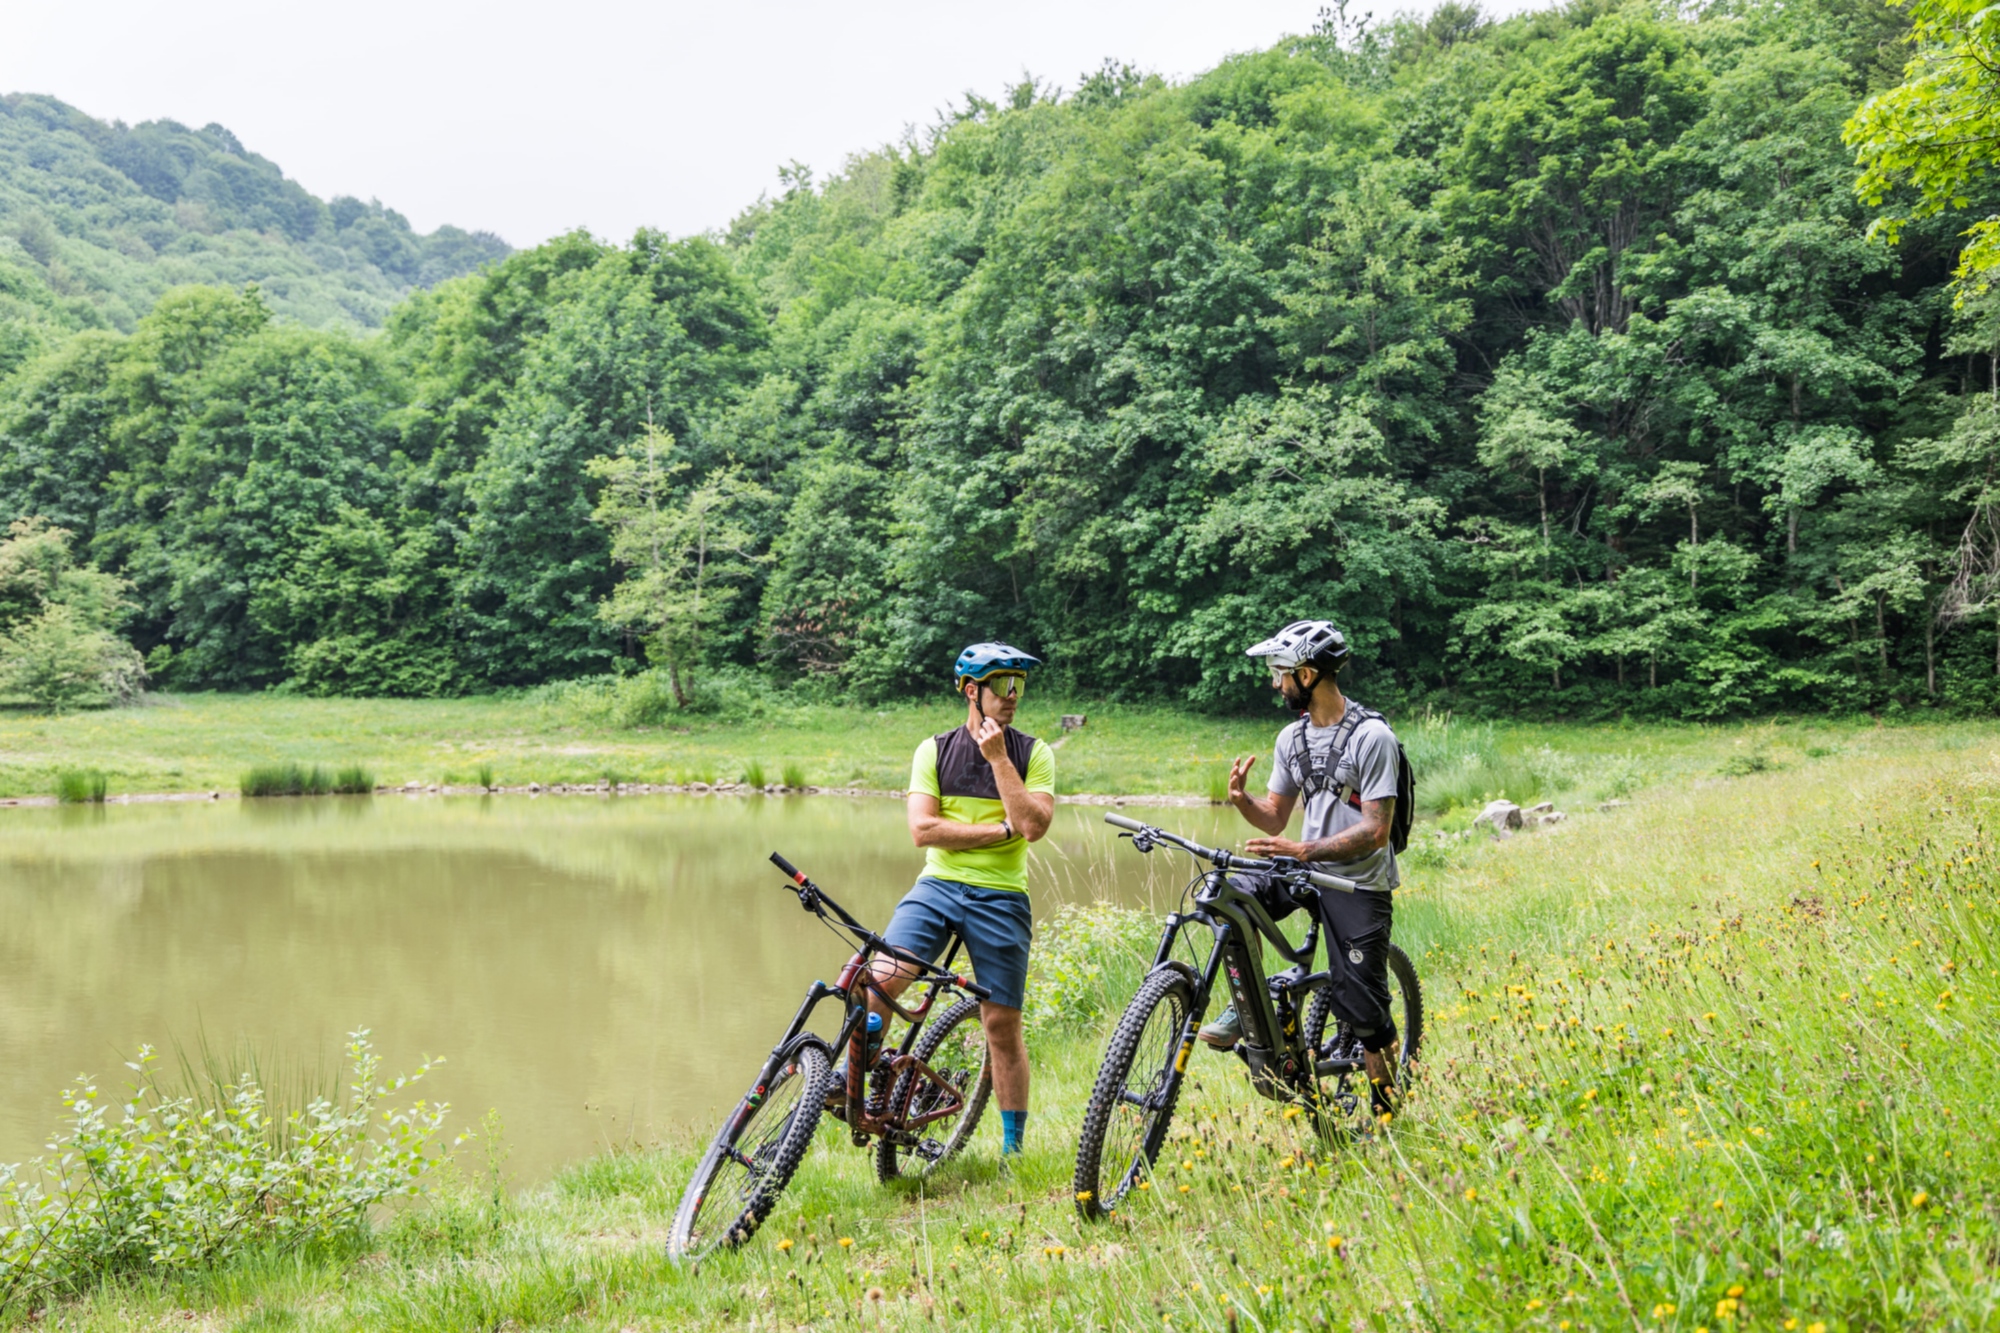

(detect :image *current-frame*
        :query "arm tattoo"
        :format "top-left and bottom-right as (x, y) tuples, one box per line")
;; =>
(1300, 798), (1393, 863)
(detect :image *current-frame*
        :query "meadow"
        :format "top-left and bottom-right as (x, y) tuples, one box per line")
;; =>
(0, 688), (1917, 812)
(2, 720), (1994, 1329)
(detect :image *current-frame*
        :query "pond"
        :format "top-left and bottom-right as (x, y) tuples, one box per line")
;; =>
(0, 793), (1239, 1183)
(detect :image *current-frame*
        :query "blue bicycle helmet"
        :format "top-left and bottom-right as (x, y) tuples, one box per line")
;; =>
(954, 642), (1042, 684)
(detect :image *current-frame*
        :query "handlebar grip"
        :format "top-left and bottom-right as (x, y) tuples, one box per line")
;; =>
(1104, 813), (1148, 834)
(769, 851), (806, 885)
(1306, 869), (1358, 895)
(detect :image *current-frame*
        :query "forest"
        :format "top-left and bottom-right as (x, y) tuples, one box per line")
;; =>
(0, 95), (509, 353)
(4, 0), (1999, 718)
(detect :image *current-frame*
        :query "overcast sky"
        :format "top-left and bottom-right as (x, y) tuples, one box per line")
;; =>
(4, 0), (1548, 250)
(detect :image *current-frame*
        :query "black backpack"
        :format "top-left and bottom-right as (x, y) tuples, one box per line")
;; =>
(1280, 702), (1416, 856)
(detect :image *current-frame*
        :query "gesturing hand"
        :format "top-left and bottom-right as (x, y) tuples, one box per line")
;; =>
(973, 715), (1007, 763)
(1226, 753), (1257, 805)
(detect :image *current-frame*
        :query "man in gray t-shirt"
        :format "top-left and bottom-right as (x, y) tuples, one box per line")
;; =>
(1267, 713), (1402, 892)
(1202, 618), (1404, 1117)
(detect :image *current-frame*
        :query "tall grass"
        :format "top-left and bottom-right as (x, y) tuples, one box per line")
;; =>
(52, 768), (108, 803)
(781, 762), (807, 789)
(474, 763), (496, 790)
(741, 760), (767, 789)
(240, 762), (332, 798)
(1401, 708), (1634, 813)
(330, 764), (373, 795)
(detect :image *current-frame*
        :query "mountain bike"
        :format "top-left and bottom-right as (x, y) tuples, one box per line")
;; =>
(1072, 814), (1423, 1221)
(667, 853), (994, 1260)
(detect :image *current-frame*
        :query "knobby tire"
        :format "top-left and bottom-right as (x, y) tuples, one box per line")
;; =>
(667, 1043), (830, 1261)
(1073, 964), (1196, 1222)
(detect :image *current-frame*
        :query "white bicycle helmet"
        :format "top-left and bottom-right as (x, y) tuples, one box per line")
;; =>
(1244, 620), (1350, 672)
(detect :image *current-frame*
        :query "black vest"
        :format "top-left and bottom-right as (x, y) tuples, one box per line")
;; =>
(932, 725), (1038, 799)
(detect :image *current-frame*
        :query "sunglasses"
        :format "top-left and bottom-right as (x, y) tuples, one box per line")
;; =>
(980, 673), (1027, 699)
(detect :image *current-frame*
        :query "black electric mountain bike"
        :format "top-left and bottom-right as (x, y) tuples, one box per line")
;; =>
(1072, 814), (1423, 1221)
(667, 853), (994, 1261)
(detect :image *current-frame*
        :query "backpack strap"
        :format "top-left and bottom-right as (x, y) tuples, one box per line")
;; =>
(1295, 702), (1379, 802)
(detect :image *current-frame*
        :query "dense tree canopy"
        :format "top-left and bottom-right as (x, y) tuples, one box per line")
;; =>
(4, 0), (1999, 717)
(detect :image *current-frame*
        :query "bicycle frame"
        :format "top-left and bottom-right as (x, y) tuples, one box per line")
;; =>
(1102, 813), (1362, 1103)
(735, 853), (988, 1149)
(1152, 868), (1333, 1101)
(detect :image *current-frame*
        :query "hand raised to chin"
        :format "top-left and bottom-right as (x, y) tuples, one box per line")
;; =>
(973, 715), (1007, 763)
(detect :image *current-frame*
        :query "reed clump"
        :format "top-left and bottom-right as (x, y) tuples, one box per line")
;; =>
(240, 763), (330, 797)
(53, 768), (108, 803)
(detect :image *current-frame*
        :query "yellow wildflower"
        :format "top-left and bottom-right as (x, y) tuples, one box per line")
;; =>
(776, 1237), (794, 1252)
(838, 1236), (854, 1248)
(1463, 1187), (1478, 1202)
(1912, 1190), (1930, 1208)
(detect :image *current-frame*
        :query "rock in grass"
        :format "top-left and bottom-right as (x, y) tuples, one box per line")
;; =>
(1473, 800), (1523, 839)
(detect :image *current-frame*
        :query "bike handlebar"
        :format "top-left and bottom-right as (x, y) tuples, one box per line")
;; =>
(1102, 813), (1356, 895)
(766, 852), (994, 1000)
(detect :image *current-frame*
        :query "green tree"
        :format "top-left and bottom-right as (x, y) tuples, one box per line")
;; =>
(586, 422), (773, 707)
(1847, 0), (2000, 301)
(0, 517), (144, 710)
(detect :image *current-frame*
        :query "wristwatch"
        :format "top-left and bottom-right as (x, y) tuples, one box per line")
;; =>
(1000, 818), (1014, 841)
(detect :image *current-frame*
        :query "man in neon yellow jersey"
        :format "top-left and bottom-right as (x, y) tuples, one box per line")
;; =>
(866, 642), (1054, 1157)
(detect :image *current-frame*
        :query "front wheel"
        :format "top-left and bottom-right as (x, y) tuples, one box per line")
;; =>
(1302, 942), (1423, 1131)
(876, 995), (993, 1181)
(1073, 964), (1197, 1221)
(667, 1043), (829, 1261)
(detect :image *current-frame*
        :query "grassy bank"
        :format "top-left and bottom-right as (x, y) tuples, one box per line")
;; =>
(9, 725), (1998, 1330)
(0, 689), (1941, 812)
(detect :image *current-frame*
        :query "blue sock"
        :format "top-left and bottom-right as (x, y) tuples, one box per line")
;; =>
(1000, 1109), (1027, 1156)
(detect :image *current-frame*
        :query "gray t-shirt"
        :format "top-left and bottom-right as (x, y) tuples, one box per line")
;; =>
(1267, 711), (1401, 892)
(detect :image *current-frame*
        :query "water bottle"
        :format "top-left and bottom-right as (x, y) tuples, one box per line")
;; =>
(863, 1011), (885, 1069)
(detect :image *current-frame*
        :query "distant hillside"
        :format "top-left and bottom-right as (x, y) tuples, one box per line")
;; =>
(0, 94), (508, 365)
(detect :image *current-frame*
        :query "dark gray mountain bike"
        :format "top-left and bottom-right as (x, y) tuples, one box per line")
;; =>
(1072, 815), (1423, 1221)
(667, 853), (993, 1261)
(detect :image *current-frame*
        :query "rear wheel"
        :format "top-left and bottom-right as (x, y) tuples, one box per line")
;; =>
(1302, 943), (1423, 1132)
(1073, 964), (1196, 1221)
(667, 1043), (829, 1261)
(875, 996), (993, 1181)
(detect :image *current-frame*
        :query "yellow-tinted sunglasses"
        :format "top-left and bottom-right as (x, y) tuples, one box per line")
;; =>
(980, 672), (1028, 699)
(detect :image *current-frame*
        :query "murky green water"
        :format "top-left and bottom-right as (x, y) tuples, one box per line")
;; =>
(0, 794), (1236, 1182)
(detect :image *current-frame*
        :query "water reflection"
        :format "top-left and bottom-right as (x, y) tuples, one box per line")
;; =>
(0, 795), (1232, 1182)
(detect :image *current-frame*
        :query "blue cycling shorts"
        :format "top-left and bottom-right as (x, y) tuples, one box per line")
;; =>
(881, 875), (1033, 1011)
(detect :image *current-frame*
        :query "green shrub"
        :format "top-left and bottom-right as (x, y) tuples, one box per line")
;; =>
(240, 763), (333, 798)
(474, 763), (495, 790)
(1718, 752), (1778, 777)
(741, 760), (767, 789)
(53, 769), (108, 803)
(0, 1031), (451, 1311)
(1025, 902), (1160, 1029)
(781, 762), (806, 789)
(330, 764), (373, 795)
(1205, 767), (1230, 804)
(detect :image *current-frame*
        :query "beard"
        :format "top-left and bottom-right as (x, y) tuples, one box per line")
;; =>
(1277, 675), (1312, 711)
